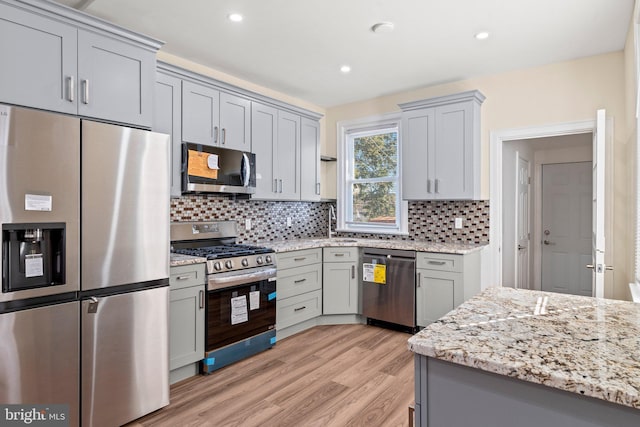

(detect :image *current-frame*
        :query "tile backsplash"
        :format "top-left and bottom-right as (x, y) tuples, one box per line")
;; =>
(171, 195), (489, 244)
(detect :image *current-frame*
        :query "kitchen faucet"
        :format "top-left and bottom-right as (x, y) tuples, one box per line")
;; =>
(329, 205), (336, 238)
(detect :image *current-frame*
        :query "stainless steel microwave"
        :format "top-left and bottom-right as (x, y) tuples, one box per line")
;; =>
(181, 143), (256, 195)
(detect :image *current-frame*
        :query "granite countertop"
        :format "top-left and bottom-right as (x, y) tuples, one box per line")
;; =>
(262, 237), (486, 254)
(170, 253), (207, 267)
(408, 287), (640, 409)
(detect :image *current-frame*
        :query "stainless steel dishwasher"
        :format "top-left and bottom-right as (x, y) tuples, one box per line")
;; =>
(362, 248), (416, 331)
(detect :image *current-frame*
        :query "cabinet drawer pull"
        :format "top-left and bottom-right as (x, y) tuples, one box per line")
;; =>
(279, 179), (283, 193)
(221, 128), (226, 144)
(427, 261), (447, 266)
(67, 76), (74, 102)
(294, 306), (306, 312)
(435, 179), (440, 194)
(334, 253), (345, 257)
(214, 126), (219, 144)
(427, 179), (431, 193)
(82, 79), (89, 104)
(417, 272), (421, 287)
(316, 182), (321, 195)
(294, 278), (307, 284)
(351, 265), (355, 279)
(176, 275), (191, 280)
(294, 257), (307, 262)
(274, 178), (278, 193)
(199, 290), (205, 309)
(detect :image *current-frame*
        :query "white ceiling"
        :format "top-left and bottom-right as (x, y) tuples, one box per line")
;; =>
(53, 0), (634, 108)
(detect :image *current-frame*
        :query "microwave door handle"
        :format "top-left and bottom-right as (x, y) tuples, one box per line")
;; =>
(242, 153), (251, 187)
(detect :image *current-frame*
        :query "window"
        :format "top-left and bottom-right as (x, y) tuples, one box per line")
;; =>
(337, 114), (408, 234)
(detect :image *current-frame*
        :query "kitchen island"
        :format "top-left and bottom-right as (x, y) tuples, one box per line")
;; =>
(408, 287), (640, 427)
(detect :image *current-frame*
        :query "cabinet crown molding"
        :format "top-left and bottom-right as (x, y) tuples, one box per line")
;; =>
(398, 90), (486, 112)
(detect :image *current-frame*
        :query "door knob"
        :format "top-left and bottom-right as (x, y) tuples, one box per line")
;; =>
(543, 240), (553, 245)
(517, 245), (526, 250)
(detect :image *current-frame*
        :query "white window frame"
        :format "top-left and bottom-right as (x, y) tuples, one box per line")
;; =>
(336, 113), (408, 235)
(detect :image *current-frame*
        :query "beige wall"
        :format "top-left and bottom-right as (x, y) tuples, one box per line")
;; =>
(326, 52), (632, 299)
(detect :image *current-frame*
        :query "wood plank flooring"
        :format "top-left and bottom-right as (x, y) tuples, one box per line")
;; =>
(127, 324), (415, 427)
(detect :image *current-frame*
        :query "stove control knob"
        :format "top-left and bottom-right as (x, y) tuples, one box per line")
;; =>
(214, 262), (222, 271)
(225, 260), (233, 269)
(241, 258), (249, 267)
(265, 255), (273, 264)
(256, 256), (264, 265)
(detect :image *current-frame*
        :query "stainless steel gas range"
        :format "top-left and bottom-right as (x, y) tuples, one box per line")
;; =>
(170, 221), (276, 374)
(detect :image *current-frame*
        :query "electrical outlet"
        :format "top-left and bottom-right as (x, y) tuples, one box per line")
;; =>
(287, 217), (292, 227)
(454, 218), (463, 229)
(245, 219), (251, 230)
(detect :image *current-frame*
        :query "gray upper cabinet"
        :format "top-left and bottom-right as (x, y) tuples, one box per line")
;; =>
(0, 0), (161, 128)
(182, 80), (251, 150)
(182, 80), (220, 146)
(252, 102), (278, 198)
(77, 29), (155, 128)
(153, 72), (182, 197)
(0, 1), (78, 115)
(277, 111), (301, 201)
(300, 117), (321, 201)
(400, 90), (485, 200)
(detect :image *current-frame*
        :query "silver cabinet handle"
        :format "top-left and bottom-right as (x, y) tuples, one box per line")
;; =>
(435, 179), (440, 194)
(294, 257), (307, 262)
(334, 253), (345, 257)
(417, 272), (421, 287)
(294, 306), (306, 312)
(274, 178), (278, 193)
(67, 76), (74, 102)
(199, 290), (205, 309)
(294, 278), (307, 284)
(351, 265), (355, 279)
(427, 179), (431, 193)
(82, 79), (89, 104)
(221, 128), (226, 144)
(279, 179), (283, 193)
(176, 275), (190, 281)
(213, 126), (219, 144)
(428, 261), (446, 265)
(316, 182), (321, 195)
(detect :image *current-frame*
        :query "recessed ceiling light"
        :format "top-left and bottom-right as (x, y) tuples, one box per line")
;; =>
(371, 22), (394, 34)
(228, 13), (243, 22)
(340, 65), (351, 74)
(474, 31), (490, 40)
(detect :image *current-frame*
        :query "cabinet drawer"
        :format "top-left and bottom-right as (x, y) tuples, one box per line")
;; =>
(276, 248), (322, 270)
(170, 264), (206, 290)
(416, 252), (462, 272)
(277, 290), (322, 330)
(323, 247), (359, 262)
(277, 263), (322, 299)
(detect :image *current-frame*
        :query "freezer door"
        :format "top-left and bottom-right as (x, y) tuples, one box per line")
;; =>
(81, 286), (169, 427)
(0, 104), (80, 301)
(81, 120), (170, 290)
(0, 301), (79, 426)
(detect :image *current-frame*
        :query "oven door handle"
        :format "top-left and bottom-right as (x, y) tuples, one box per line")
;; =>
(208, 267), (277, 290)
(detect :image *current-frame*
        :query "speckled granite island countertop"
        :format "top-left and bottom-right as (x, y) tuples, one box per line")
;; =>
(408, 287), (640, 409)
(170, 253), (206, 267)
(262, 237), (486, 254)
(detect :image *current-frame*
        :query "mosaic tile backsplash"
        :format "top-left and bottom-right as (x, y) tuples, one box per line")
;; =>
(171, 195), (489, 244)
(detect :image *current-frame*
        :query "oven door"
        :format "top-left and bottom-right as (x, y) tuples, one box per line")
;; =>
(206, 270), (276, 351)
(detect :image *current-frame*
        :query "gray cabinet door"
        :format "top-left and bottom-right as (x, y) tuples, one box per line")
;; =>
(323, 262), (358, 315)
(433, 102), (474, 199)
(251, 102), (278, 199)
(277, 110), (301, 200)
(169, 285), (205, 370)
(182, 80), (219, 146)
(77, 29), (155, 128)
(416, 269), (461, 327)
(0, 2), (77, 115)
(300, 117), (321, 201)
(219, 92), (251, 151)
(154, 72), (183, 197)
(402, 108), (434, 199)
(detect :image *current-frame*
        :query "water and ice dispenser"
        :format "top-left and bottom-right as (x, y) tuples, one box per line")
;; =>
(2, 223), (66, 292)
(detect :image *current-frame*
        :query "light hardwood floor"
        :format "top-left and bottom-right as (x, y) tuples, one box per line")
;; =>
(128, 324), (415, 427)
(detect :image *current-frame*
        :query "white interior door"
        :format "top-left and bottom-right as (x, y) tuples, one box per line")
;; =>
(591, 109), (606, 298)
(516, 155), (530, 289)
(541, 162), (593, 296)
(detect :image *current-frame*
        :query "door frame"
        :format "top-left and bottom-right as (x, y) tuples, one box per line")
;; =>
(514, 152), (530, 289)
(489, 118), (613, 296)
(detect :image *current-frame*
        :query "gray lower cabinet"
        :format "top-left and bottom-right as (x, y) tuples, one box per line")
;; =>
(182, 80), (251, 150)
(322, 247), (359, 315)
(415, 252), (480, 327)
(400, 90), (485, 200)
(276, 249), (323, 330)
(169, 264), (205, 376)
(0, 0), (159, 128)
(153, 71), (183, 197)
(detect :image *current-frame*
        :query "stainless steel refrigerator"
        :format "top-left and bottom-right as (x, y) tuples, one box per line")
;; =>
(80, 120), (170, 426)
(0, 104), (170, 427)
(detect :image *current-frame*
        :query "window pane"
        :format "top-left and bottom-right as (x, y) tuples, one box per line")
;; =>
(353, 132), (398, 179)
(351, 182), (397, 224)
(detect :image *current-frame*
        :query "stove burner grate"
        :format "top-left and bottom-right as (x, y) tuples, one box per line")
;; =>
(174, 244), (273, 260)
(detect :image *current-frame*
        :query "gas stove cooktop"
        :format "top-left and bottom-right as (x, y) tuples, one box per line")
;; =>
(174, 244), (273, 260)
